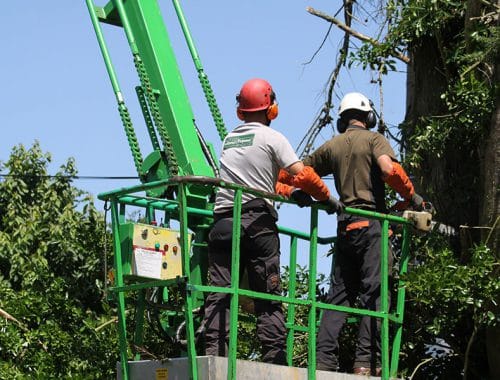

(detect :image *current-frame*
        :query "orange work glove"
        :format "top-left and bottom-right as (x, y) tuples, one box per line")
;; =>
(382, 162), (414, 200)
(278, 169), (294, 185)
(275, 181), (294, 197)
(291, 166), (330, 201)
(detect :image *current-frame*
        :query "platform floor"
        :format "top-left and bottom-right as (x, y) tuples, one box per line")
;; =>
(118, 356), (388, 379)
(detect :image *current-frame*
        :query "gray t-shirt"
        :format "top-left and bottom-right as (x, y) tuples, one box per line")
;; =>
(214, 122), (299, 213)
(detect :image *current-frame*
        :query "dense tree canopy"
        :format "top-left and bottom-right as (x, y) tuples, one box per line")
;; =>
(0, 143), (117, 378)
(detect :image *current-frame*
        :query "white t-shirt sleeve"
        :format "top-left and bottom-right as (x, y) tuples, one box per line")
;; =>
(271, 130), (300, 169)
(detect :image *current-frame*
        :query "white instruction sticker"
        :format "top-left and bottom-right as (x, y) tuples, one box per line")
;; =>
(133, 247), (162, 279)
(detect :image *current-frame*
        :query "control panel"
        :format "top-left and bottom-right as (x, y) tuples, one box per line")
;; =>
(120, 223), (189, 280)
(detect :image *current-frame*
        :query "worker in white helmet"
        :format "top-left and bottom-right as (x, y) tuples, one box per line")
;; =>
(304, 92), (427, 376)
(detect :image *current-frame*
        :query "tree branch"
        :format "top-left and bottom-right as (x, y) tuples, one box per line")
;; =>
(0, 307), (48, 351)
(409, 357), (434, 379)
(306, 6), (410, 64)
(298, 1), (353, 158)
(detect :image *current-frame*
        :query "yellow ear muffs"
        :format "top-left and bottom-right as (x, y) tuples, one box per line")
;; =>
(266, 102), (279, 120)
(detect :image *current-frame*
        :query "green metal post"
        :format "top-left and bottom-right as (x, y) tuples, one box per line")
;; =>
(86, 0), (144, 178)
(171, 0), (202, 72)
(390, 224), (411, 377)
(380, 219), (390, 380)
(188, 229), (210, 311)
(146, 205), (155, 223)
(179, 183), (198, 380)
(119, 203), (127, 223)
(113, 0), (139, 54)
(85, 0), (123, 103)
(307, 207), (319, 380)
(110, 199), (129, 380)
(227, 189), (243, 380)
(133, 290), (146, 361)
(286, 236), (298, 366)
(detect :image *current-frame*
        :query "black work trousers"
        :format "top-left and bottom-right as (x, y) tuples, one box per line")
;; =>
(202, 201), (286, 364)
(316, 214), (392, 371)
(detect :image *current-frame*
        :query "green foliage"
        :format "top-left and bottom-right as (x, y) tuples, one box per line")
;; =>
(235, 312), (261, 361)
(408, 75), (493, 165)
(405, 76), (493, 223)
(0, 142), (117, 379)
(406, 235), (499, 333)
(399, 233), (499, 378)
(396, 0), (466, 40)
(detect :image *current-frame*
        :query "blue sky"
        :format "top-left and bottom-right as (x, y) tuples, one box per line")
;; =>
(1, 1), (406, 272)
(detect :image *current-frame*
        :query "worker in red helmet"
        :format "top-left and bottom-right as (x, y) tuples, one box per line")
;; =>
(303, 92), (428, 376)
(202, 78), (342, 365)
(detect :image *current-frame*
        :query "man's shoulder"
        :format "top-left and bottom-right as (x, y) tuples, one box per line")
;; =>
(368, 130), (391, 145)
(256, 126), (291, 146)
(258, 125), (285, 137)
(232, 123), (283, 138)
(350, 128), (389, 142)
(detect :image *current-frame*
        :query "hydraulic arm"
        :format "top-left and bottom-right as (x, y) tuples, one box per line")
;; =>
(86, 0), (225, 202)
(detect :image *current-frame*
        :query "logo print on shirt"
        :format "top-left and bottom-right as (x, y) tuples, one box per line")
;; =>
(223, 134), (255, 150)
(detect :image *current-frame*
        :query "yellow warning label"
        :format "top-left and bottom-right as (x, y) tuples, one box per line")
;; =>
(156, 368), (168, 380)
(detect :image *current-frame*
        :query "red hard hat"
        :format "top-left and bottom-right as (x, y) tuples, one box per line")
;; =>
(236, 78), (275, 112)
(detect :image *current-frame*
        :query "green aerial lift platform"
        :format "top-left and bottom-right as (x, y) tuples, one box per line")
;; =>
(86, 1), (413, 379)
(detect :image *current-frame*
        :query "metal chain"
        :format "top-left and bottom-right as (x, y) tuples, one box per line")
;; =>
(198, 71), (227, 141)
(134, 54), (179, 175)
(118, 103), (144, 178)
(136, 86), (161, 152)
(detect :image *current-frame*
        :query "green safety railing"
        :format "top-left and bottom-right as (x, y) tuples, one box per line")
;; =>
(98, 176), (412, 380)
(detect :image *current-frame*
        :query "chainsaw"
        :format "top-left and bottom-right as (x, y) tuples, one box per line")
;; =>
(401, 202), (434, 233)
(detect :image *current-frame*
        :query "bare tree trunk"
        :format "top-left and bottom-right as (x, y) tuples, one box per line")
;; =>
(481, 60), (500, 380)
(480, 71), (500, 248)
(405, 37), (448, 131)
(474, 0), (500, 371)
(404, 36), (467, 227)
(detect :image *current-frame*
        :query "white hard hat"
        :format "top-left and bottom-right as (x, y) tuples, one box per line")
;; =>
(338, 92), (372, 115)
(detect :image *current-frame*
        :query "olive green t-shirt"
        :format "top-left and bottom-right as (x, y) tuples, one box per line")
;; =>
(303, 126), (396, 212)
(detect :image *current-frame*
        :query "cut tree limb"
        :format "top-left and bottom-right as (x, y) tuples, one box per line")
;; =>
(306, 6), (410, 64)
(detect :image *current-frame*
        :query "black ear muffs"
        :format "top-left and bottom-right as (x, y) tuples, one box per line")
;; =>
(366, 111), (377, 129)
(236, 93), (244, 120)
(336, 118), (347, 134)
(337, 110), (376, 133)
